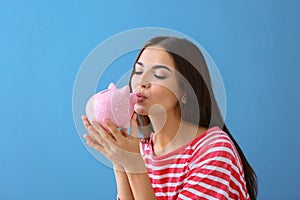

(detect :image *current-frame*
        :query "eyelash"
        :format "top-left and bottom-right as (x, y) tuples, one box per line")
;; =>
(133, 71), (142, 75)
(154, 75), (166, 79)
(133, 71), (166, 79)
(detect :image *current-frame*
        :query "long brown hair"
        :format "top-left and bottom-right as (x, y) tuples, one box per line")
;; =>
(129, 36), (257, 199)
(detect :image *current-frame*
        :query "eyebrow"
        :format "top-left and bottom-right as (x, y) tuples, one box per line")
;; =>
(136, 61), (172, 72)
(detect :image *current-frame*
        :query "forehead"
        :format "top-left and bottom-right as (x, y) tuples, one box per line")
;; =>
(137, 46), (175, 69)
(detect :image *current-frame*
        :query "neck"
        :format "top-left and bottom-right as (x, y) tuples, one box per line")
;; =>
(148, 109), (205, 156)
(148, 109), (194, 155)
(149, 109), (181, 144)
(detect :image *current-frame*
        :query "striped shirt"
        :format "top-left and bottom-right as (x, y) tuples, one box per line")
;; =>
(140, 127), (250, 200)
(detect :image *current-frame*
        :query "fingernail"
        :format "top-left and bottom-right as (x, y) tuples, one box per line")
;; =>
(92, 121), (98, 127)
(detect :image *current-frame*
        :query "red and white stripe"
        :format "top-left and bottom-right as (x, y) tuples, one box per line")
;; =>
(140, 127), (250, 200)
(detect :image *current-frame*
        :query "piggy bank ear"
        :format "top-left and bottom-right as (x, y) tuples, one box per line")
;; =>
(108, 83), (116, 90)
(120, 85), (130, 94)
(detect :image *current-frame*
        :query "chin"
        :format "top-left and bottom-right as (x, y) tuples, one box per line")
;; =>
(134, 104), (149, 115)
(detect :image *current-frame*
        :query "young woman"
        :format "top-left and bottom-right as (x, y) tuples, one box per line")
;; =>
(82, 36), (258, 200)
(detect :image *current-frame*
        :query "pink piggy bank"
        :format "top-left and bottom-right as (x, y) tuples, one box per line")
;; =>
(85, 83), (138, 129)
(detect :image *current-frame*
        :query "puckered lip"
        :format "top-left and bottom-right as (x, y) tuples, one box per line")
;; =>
(135, 92), (148, 98)
(135, 92), (148, 103)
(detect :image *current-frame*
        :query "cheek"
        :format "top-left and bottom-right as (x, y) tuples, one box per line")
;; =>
(151, 85), (179, 105)
(154, 79), (181, 100)
(130, 76), (139, 91)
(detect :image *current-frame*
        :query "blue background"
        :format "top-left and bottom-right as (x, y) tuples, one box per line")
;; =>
(1, 0), (299, 199)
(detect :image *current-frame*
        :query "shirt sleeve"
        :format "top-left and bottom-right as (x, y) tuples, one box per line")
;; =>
(177, 136), (249, 200)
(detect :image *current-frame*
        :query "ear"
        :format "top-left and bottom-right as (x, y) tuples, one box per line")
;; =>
(108, 82), (116, 90)
(120, 85), (130, 94)
(181, 93), (187, 104)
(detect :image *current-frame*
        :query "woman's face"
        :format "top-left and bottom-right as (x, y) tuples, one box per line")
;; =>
(131, 46), (183, 116)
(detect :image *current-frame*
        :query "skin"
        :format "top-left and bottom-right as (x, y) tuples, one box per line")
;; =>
(82, 46), (208, 199)
(131, 46), (208, 155)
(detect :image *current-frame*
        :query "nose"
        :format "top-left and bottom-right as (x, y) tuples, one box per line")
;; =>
(133, 82), (150, 93)
(140, 82), (151, 89)
(137, 72), (151, 89)
(131, 70), (151, 92)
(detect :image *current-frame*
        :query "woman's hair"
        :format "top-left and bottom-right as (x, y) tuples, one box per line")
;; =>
(128, 36), (257, 199)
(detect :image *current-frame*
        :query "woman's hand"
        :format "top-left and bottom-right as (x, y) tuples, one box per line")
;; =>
(81, 115), (146, 173)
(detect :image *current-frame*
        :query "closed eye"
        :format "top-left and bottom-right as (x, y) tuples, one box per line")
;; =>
(133, 71), (143, 75)
(154, 74), (166, 79)
(133, 62), (170, 80)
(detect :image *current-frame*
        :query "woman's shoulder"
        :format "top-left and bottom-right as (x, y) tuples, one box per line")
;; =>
(189, 126), (243, 171)
(189, 126), (228, 148)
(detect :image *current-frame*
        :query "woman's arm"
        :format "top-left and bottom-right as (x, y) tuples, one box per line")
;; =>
(82, 116), (135, 199)
(114, 164), (157, 200)
(126, 171), (157, 200)
(84, 118), (157, 200)
(114, 154), (156, 200)
(114, 166), (134, 200)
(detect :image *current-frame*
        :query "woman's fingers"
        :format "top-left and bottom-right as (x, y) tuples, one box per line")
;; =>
(87, 125), (111, 150)
(84, 133), (98, 144)
(81, 115), (91, 128)
(120, 128), (128, 137)
(84, 134), (105, 153)
(101, 119), (123, 142)
(130, 113), (139, 138)
(81, 115), (98, 141)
